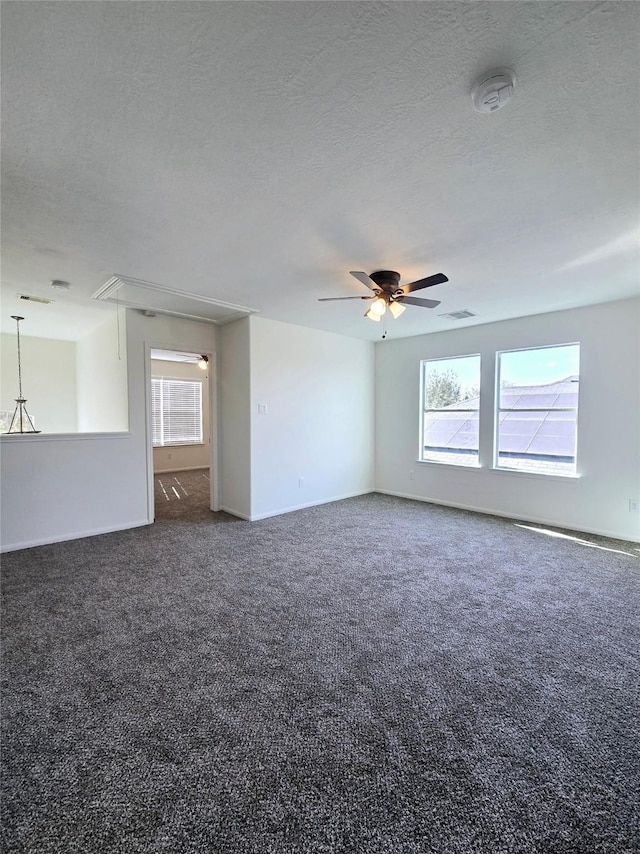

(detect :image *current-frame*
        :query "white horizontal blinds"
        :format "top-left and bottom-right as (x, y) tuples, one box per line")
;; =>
(151, 378), (163, 446)
(151, 377), (203, 447)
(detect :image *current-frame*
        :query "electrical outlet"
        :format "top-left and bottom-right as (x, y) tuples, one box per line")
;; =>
(167, 453), (172, 460)
(298, 478), (304, 488)
(409, 470), (415, 480)
(258, 403), (268, 415)
(629, 499), (640, 514)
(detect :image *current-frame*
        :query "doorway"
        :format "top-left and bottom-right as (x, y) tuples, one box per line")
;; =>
(146, 347), (217, 520)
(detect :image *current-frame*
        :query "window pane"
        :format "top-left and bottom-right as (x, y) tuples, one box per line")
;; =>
(496, 344), (580, 476)
(421, 355), (480, 466)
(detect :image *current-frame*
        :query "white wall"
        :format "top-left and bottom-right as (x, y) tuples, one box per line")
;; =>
(2, 298), (636, 552)
(248, 316), (375, 520)
(1, 333), (77, 433)
(0, 310), (217, 551)
(151, 358), (210, 473)
(76, 313), (128, 432)
(375, 298), (640, 542)
(218, 317), (252, 519)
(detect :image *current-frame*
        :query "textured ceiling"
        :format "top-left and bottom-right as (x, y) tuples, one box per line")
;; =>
(1, 1), (639, 341)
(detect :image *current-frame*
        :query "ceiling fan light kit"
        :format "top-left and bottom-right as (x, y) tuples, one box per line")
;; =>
(369, 297), (387, 317)
(388, 300), (406, 319)
(319, 269), (448, 334)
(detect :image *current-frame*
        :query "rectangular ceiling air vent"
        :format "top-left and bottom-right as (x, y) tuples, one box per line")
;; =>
(440, 309), (477, 320)
(18, 294), (53, 304)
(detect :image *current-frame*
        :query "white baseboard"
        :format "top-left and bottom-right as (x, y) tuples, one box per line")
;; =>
(374, 489), (640, 544)
(1, 519), (151, 554)
(154, 466), (209, 475)
(218, 506), (252, 521)
(248, 489), (375, 522)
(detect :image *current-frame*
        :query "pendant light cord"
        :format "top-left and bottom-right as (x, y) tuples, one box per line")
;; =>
(16, 318), (23, 398)
(10, 316), (24, 399)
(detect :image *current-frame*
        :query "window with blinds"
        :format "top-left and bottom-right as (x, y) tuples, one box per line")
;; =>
(151, 378), (203, 447)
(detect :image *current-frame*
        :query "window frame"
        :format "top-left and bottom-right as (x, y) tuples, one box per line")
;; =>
(493, 342), (580, 478)
(419, 353), (482, 468)
(151, 375), (204, 448)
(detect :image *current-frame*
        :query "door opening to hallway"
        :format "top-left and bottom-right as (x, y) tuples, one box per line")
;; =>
(149, 348), (213, 520)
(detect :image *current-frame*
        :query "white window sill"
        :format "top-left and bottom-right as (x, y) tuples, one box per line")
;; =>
(416, 459), (481, 471)
(415, 459), (581, 482)
(153, 443), (205, 449)
(491, 466), (580, 482)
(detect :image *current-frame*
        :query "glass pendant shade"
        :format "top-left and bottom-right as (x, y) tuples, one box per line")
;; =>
(370, 297), (387, 317)
(389, 301), (406, 319)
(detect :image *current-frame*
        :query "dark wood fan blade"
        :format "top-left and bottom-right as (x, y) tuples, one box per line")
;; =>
(349, 271), (377, 290)
(400, 296), (441, 309)
(318, 295), (374, 301)
(401, 273), (448, 294)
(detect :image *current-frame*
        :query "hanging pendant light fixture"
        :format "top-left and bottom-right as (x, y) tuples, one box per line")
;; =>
(8, 315), (40, 434)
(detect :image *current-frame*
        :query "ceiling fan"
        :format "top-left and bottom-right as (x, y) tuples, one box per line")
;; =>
(318, 270), (449, 322)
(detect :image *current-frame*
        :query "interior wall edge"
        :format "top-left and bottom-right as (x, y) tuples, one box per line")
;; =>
(218, 506), (252, 522)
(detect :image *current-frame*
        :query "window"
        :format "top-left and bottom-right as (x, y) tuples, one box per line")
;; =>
(495, 344), (580, 476)
(420, 355), (481, 466)
(151, 378), (203, 447)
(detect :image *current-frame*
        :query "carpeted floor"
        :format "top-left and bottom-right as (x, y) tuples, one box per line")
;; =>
(154, 469), (211, 518)
(2, 493), (639, 853)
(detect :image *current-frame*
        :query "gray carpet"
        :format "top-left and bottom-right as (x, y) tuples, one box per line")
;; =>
(154, 469), (211, 519)
(2, 493), (639, 853)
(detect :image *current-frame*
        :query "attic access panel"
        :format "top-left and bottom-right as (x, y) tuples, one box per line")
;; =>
(93, 275), (256, 325)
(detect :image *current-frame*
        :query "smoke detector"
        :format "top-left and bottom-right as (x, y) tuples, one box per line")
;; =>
(471, 68), (516, 113)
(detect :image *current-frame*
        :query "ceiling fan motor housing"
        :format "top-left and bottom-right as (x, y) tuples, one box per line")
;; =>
(369, 270), (401, 292)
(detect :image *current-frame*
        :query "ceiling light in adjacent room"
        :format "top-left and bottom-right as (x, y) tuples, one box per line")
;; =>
(198, 355), (209, 370)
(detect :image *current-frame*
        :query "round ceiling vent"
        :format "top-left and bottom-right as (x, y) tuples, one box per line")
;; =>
(471, 68), (516, 114)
